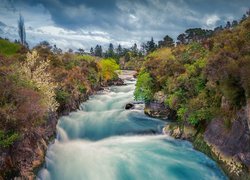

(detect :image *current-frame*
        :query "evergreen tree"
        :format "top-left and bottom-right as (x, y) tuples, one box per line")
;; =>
(90, 47), (94, 55)
(131, 43), (138, 56)
(143, 37), (156, 54)
(106, 43), (115, 58)
(94, 45), (102, 57)
(18, 14), (26, 46)
(116, 44), (123, 57)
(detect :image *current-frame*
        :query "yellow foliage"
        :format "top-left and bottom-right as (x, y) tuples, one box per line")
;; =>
(19, 50), (59, 111)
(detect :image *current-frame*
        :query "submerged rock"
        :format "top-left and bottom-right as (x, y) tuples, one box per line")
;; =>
(125, 103), (135, 110)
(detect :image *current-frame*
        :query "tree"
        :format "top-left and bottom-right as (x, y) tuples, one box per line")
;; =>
(116, 44), (123, 57)
(134, 71), (154, 102)
(177, 33), (186, 45)
(231, 20), (238, 28)
(142, 37), (157, 54)
(94, 45), (102, 57)
(19, 50), (58, 111)
(147, 37), (157, 53)
(52, 45), (62, 55)
(225, 21), (231, 29)
(77, 48), (85, 55)
(106, 43), (115, 58)
(98, 58), (119, 81)
(158, 35), (175, 48)
(90, 47), (94, 55)
(131, 43), (138, 56)
(18, 14), (26, 46)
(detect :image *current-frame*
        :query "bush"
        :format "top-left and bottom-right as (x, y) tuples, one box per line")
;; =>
(134, 71), (154, 102)
(98, 58), (119, 81)
(0, 131), (20, 148)
(55, 89), (70, 104)
(19, 50), (58, 111)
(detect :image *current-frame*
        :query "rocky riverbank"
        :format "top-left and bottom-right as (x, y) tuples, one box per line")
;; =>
(0, 73), (127, 179)
(161, 104), (250, 180)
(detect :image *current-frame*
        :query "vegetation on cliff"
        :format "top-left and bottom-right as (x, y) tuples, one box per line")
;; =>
(0, 38), (120, 176)
(135, 16), (250, 127)
(135, 13), (250, 179)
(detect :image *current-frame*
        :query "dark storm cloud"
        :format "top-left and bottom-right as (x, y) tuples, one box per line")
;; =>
(1, 0), (249, 50)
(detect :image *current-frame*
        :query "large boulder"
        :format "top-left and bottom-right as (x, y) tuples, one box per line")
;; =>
(144, 102), (176, 120)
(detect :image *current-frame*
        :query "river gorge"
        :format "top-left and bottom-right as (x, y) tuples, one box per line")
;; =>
(37, 72), (227, 180)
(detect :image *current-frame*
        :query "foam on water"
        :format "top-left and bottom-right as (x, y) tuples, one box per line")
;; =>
(37, 75), (227, 180)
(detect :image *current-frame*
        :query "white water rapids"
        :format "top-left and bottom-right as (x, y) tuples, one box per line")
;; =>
(37, 72), (227, 180)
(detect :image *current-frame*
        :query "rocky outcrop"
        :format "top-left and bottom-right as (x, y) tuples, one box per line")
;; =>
(107, 78), (124, 86)
(204, 108), (250, 178)
(163, 106), (250, 179)
(144, 102), (176, 120)
(0, 112), (58, 179)
(163, 123), (196, 140)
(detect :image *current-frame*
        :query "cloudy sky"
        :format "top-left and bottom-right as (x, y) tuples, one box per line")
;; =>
(0, 0), (249, 51)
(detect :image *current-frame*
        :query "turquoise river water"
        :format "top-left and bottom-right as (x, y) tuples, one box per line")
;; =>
(37, 78), (227, 180)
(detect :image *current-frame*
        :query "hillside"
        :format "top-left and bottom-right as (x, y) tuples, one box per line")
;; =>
(134, 16), (250, 179)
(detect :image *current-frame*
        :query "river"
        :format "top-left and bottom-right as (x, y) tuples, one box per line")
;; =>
(37, 71), (227, 180)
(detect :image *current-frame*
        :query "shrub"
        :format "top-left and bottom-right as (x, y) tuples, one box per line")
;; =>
(0, 131), (20, 148)
(19, 50), (58, 111)
(98, 58), (119, 81)
(134, 71), (154, 102)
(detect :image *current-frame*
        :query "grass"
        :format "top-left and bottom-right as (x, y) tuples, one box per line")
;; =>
(0, 39), (21, 56)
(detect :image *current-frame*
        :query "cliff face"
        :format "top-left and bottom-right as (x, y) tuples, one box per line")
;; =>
(0, 113), (58, 179)
(204, 107), (250, 178)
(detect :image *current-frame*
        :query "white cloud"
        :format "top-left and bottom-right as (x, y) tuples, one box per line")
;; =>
(205, 15), (220, 27)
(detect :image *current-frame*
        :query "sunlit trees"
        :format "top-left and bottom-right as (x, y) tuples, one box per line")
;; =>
(98, 58), (119, 82)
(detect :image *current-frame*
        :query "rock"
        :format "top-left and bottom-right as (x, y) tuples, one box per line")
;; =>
(246, 99), (250, 131)
(144, 102), (176, 120)
(107, 78), (124, 86)
(125, 103), (135, 110)
(204, 107), (250, 171)
(163, 123), (196, 140)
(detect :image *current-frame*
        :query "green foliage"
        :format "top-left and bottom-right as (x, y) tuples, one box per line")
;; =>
(177, 107), (187, 122)
(137, 17), (250, 128)
(0, 39), (21, 56)
(134, 71), (154, 102)
(0, 131), (20, 148)
(98, 58), (119, 81)
(55, 89), (70, 104)
(75, 55), (96, 63)
(78, 84), (87, 93)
